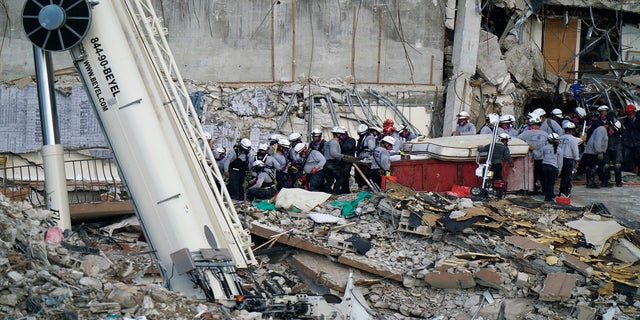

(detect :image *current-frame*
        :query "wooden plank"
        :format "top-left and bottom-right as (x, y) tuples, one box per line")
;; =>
(69, 201), (134, 220)
(249, 222), (331, 256)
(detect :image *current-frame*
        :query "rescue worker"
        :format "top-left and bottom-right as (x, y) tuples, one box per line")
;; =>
(537, 108), (564, 136)
(540, 133), (563, 202)
(288, 132), (304, 184)
(499, 115), (518, 137)
(272, 139), (292, 190)
(247, 160), (276, 201)
(583, 112), (608, 188)
(517, 114), (549, 194)
(597, 105), (609, 121)
(355, 124), (373, 189)
(602, 114), (623, 187)
(396, 125), (417, 142)
(293, 142), (326, 191)
(309, 128), (326, 153)
(226, 138), (254, 201)
(477, 133), (515, 183)
(339, 126), (357, 194)
(323, 126), (348, 194)
(382, 118), (395, 132)
(478, 113), (503, 135)
(267, 133), (284, 155)
(622, 104), (640, 174)
(370, 136), (395, 189)
(383, 126), (402, 155)
(213, 146), (228, 176)
(558, 122), (581, 196)
(452, 111), (476, 135)
(256, 143), (281, 174)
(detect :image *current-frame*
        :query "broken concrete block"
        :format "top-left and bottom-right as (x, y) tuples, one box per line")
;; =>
(474, 268), (503, 290)
(611, 238), (640, 263)
(502, 298), (535, 319)
(515, 272), (530, 288)
(560, 253), (593, 277)
(424, 271), (476, 289)
(504, 235), (552, 255)
(574, 305), (597, 320)
(539, 273), (576, 302)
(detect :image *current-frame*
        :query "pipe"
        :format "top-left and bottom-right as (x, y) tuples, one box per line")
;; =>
(33, 46), (71, 231)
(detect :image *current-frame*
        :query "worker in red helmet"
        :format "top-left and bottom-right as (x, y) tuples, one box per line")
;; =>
(622, 104), (640, 174)
(383, 118), (394, 129)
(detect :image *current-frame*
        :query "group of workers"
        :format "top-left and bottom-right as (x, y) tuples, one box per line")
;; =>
(456, 103), (640, 202)
(206, 119), (417, 201)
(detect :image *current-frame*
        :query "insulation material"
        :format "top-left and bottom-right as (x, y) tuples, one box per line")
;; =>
(565, 219), (625, 254)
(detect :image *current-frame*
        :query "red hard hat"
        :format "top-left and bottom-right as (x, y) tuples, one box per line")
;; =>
(625, 104), (636, 114)
(383, 118), (394, 126)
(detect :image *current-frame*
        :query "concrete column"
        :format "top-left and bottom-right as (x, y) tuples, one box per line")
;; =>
(443, 0), (482, 136)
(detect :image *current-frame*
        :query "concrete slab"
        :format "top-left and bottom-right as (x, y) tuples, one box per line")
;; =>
(569, 177), (640, 230)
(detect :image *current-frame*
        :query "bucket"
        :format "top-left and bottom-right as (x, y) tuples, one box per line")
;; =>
(381, 175), (397, 191)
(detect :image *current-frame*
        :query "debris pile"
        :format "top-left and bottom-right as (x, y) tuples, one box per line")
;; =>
(0, 194), (236, 320)
(243, 182), (640, 319)
(2, 180), (640, 319)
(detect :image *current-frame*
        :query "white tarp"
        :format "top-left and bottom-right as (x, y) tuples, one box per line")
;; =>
(274, 188), (331, 213)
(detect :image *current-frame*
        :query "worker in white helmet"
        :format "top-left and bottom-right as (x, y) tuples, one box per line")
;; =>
(370, 136), (396, 189)
(452, 111), (476, 136)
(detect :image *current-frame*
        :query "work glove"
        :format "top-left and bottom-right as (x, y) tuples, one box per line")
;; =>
(511, 168), (516, 174)
(289, 166), (298, 173)
(311, 167), (318, 174)
(385, 171), (391, 176)
(528, 145), (534, 151)
(597, 153), (604, 161)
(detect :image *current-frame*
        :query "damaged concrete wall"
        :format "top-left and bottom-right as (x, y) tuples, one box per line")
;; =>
(0, 0), (445, 85)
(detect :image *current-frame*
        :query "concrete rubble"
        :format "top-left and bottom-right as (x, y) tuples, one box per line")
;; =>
(2, 180), (640, 319)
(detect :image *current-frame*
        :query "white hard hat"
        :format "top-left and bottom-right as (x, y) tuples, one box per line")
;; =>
(257, 143), (269, 151)
(497, 133), (511, 141)
(486, 113), (499, 124)
(251, 160), (265, 168)
(311, 128), (322, 136)
(548, 133), (560, 142)
(381, 136), (396, 145)
(277, 139), (291, 148)
(203, 132), (212, 140)
(370, 126), (383, 134)
(331, 126), (346, 134)
(457, 111), (470, 119)
(597, 105), (609, 112)
(269, 133), (282, 142)
(613, 120), (622, 131)
(397, 125), (406, 132)
(499, 115), (511, 123)
(562, 121), (576, 130)
(551, 108), (563, 117)
(240, 138), (252, 149)
(289, 132), (302, 141)
(215, 146), (226, 154)
(575, 107), (586, 118)
(533, 108), (546, 116)
(528, 114), (541, 125)
(357, 124), (368, 134)
(294, 142), (307, 154)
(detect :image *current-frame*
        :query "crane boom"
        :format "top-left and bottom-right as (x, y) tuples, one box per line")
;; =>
(23, 0), (256, 301)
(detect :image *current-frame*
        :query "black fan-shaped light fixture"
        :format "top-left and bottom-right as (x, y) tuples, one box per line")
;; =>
(22, 0), (92, 51)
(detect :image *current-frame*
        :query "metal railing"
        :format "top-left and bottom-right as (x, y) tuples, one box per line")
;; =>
(0, 157), (126, 206)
